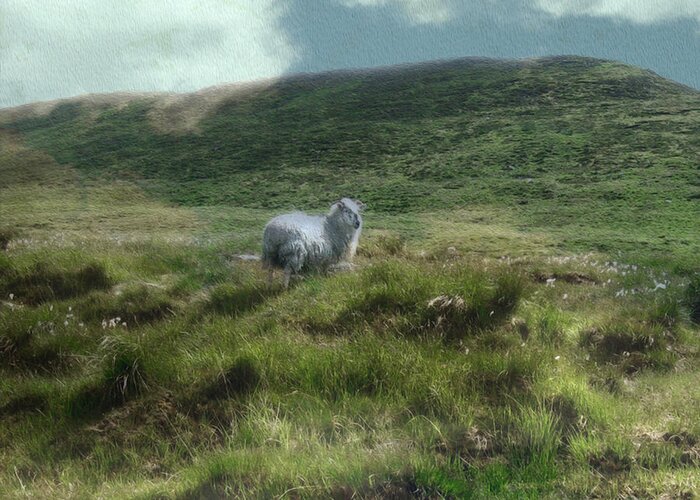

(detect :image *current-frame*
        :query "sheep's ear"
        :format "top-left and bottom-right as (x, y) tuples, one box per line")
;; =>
(333, 200), (346, 210)
(354, 200), (366, 212)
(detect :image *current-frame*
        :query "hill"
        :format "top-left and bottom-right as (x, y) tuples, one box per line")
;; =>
(1, 55), (699, 267)
(0, 56), (699, 498)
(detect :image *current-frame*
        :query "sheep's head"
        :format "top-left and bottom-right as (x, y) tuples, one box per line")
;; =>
(331, 199), (362, 229)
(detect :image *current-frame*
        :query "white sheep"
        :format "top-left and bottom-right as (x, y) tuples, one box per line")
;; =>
(262, 198), (365, 288)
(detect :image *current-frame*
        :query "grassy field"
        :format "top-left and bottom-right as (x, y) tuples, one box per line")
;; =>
(0, 56), (699, 498)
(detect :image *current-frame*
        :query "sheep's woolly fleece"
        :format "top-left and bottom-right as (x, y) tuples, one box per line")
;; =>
(261, 199), (364, 280)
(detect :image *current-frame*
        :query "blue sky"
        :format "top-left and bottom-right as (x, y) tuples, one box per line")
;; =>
(1, 0), (698, 108)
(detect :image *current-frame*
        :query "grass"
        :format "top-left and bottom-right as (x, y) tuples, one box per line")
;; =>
(0, 241), (697, 497)
(0, 259), (111, 305)
(685, 275), (700, 324)
(0, 55), (698, 497)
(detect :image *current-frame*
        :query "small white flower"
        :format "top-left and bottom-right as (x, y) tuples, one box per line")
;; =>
(554, 355), (561, 361)
(563, 294), (568, 300)
(79, 322), (84, 327)
(8, 293), (13, 300)
(546, 278), (556, 287)
(68, 306), (72, 312)
(49, 304), (54, 311)
(489, 310), (495, 316)
(64, 320), (68, 326)
(122, 322), (127, 327)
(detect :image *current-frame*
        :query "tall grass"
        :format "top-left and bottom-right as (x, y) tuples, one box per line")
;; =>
(339, 260), (526, 341)
(67, 335), (150, 418)
(685, 275), (700, 324)
(0, 260), (111, 305)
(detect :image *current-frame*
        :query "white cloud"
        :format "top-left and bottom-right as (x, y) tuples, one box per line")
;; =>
(339, 0), (456, 25)
(0, 0), (298, 107)
(535, 0), (700, 24)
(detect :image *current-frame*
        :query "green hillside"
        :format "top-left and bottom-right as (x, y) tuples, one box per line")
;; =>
(2, 56), (699, 266)
(0, 56), (699, 498)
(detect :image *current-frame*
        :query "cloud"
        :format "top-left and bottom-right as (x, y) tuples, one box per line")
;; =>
(0, 0), (298, 107)
(339, 0), (457, 25)
(534, 0), (700, 24)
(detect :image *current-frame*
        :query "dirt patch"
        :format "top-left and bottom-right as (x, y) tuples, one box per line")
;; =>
(435, 426), (498, 463)
(588, 448), (633, 475)
(662, 431), (698, 448)
(330, 478), (421, 500)
(88, 391), (179, 436)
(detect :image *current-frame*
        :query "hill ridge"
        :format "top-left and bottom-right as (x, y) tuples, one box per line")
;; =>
(1, 55), (696, 121)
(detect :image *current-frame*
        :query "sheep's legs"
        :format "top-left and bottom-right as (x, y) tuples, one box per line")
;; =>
(267, 269), (275, 288)
(283, 268), (292, 289)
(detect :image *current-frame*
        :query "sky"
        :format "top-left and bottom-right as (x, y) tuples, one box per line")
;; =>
(1, 0), (698, 108)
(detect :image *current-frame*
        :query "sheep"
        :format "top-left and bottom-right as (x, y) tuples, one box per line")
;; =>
(262, 198), (365, 288)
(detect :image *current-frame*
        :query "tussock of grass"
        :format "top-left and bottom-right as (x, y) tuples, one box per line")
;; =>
(502, 405), (562, 471)
(201, 356), (261, 401)
(338, 260), (525, 340)
(581, 318), (679, 374)
(468, 351), (542, 396)
(530, 306), (568, 346)
(685, 275), (700, 324)
(0, 260), (111, 305)
(647, 297), (682, 328)
(78, 285), (175, 326)
(204, 282), (281, 317)
(0, 391), (48, 417)
(0, 312), (76, 372)
(0, 227), (18, 251)
(67, 336), (149, 418)
(356, 230), (407, 258)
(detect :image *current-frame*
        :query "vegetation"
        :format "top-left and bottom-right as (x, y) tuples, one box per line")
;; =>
(0, 56), (698, 497)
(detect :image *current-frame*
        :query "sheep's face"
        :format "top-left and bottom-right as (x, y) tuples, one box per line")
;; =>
(340, 198), (365, 214)
(332, 201), (362, 229)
